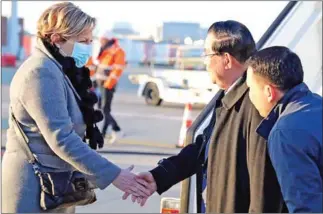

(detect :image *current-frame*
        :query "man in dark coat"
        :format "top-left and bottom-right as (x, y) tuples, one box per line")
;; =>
(246, 46), (323, 213)
(124, 21), (285, 213)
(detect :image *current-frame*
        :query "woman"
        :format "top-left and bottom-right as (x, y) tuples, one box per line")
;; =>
(2, 2), (148, 213)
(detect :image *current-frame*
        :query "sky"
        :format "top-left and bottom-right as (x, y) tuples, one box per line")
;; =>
(2, 1), (288, 42)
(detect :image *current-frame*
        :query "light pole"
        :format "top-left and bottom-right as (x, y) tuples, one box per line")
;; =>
(8, 0), (19, 58)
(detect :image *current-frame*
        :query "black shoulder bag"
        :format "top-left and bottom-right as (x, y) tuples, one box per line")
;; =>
(10, 110), (97, 211)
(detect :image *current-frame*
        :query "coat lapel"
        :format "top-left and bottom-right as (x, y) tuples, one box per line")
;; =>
(205, 73), (250, 213)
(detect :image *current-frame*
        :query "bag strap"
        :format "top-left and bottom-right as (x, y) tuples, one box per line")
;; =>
(10, 107), (37, 165)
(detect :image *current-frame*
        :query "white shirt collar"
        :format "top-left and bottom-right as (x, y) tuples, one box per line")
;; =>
(225, 77), (242, 95)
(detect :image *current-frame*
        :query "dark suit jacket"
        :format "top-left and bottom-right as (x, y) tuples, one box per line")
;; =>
(150, 73), (286, 213)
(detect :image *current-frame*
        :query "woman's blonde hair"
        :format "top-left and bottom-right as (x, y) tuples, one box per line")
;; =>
(37, 2), (96, 41)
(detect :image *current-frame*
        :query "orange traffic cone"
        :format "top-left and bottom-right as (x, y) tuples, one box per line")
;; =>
(177, 103), (193, 148)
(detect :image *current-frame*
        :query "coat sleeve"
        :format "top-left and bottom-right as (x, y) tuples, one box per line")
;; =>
(268, 129), (323, 213)
(150, 136), (203, 194)
(18, 67), (121, 190)
(150, 107), (217, 194)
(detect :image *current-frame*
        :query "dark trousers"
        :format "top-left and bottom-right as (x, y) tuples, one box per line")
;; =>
(99, 86), (121, 135)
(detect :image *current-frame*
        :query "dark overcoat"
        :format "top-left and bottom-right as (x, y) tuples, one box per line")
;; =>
(151, 73), (286, 213)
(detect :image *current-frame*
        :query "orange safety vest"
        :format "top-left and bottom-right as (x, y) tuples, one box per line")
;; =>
(86, 57), (97, 77)
(86, 41), (126, 90)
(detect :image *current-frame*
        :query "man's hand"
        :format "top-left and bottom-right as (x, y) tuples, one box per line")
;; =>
(122, 171), (157, 206)
(136, 172), (157, 195)
(112, 165), (150, 198)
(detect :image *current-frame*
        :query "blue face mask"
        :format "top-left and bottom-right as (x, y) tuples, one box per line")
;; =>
(71, 42), (92, 68)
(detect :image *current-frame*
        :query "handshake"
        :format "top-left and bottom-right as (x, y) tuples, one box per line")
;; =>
(112, 165), (157, 206)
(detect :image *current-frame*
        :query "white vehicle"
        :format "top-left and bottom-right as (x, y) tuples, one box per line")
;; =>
(160, 1), (322, 213)
(129, 45), (220, 106)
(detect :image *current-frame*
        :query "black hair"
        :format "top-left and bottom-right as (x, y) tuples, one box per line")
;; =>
(247, 46), (304, 91)
(207, 20), (256, 63)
